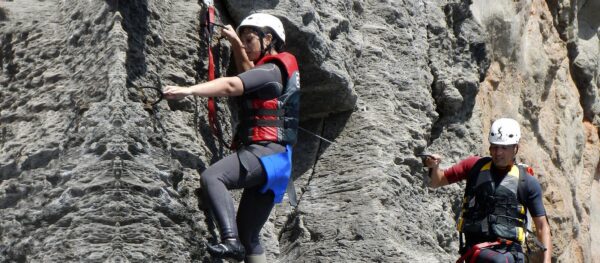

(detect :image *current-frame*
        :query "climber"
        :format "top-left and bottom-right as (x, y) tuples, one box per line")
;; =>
(422, 118), (552, 263)
(163, 13), (300, 263)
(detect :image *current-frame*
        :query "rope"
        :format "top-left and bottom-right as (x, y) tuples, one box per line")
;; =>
(298, 126), (335, 145)
(203, 2), (236, 149)
(130, 73), (166, 134)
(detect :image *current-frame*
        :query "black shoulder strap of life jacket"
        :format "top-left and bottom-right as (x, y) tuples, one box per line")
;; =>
(464, 156), (493, 197)
(459, 156), (492, 253)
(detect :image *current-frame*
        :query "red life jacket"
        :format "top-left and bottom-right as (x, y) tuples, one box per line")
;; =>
(238, 52), (300, 145)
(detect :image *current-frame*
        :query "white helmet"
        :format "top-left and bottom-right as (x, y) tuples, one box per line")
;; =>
(237, 13), (285, 42)
(489, 118), (521, 145)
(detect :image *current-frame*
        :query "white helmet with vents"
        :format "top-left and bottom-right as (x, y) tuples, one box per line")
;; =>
(237, 13), (285, 42)
(489, 118), (521, 145)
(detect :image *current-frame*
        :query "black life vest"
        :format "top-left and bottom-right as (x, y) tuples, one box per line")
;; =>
(238, 52), (300, 145)
(457, 159), (528, 248)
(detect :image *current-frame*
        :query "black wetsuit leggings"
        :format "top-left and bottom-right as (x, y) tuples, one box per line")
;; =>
(200, 150), (274, 255)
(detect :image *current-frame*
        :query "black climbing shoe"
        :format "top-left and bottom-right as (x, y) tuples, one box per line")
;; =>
(207, 239), (245, 261)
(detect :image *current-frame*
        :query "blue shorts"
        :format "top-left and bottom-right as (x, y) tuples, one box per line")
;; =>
(258, 145), (292, 203)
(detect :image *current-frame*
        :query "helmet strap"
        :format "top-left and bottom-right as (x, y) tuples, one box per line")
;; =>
(257, 31), (274, 61)
(252, 30), (264, 61)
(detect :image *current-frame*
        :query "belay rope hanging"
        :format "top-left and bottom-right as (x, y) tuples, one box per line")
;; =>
(202, 0), (236, 149)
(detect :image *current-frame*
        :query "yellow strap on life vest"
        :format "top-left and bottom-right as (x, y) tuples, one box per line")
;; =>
(480, 161), (520, 177)
(481, 161), (492, 171)
(519, 204), (525, 215)
(457, 196), (469, 231)
(507, 164), (520, 178)
(517, 226), (525, 243)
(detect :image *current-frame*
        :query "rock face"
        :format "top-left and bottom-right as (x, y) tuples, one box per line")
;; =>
(0, 0), (598, 262)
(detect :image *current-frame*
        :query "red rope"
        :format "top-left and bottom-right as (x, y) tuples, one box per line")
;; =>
(205, 5), (235, 149)
(206, 5), (219, 138)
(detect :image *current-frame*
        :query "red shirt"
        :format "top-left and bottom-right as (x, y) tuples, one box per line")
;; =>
(443, 156), (481, 184)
